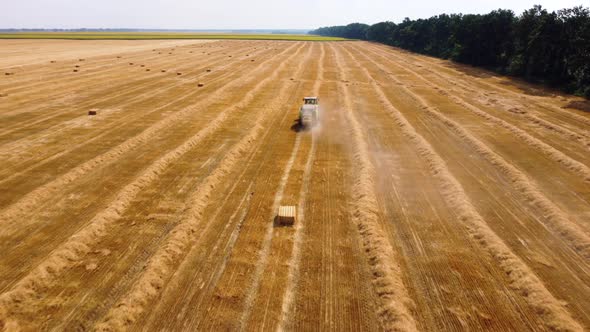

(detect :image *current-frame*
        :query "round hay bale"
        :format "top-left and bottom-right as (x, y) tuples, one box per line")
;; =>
(198, 83), (204, 87)
(129, 63), (134, 65)
(73, 69), (78, 72)
(140, 65), (145, 67)
(79, 59), (85, 61)
(146, 69), (150, 71)
(206, 69), (211, 72)
(177, 72), (182, 76)
(5, 72), (13, 76)
(161, 70), (167, 72)
(50, 60), (56, 63)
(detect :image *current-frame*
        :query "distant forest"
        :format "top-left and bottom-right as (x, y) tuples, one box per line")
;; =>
(310, 5), (590, 98)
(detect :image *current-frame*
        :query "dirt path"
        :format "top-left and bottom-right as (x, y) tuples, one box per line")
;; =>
(0, 40), (588, 331)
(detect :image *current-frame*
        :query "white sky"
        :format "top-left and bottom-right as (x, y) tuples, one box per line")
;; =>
(1, 0), (587, 29)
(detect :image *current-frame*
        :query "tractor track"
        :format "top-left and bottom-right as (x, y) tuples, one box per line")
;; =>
(1, 40), (589, 331)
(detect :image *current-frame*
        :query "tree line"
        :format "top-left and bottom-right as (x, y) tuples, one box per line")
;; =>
(310, 6), (590, 97)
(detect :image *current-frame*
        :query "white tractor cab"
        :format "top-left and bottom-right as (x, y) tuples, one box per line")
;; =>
(299, 97), (320, 128)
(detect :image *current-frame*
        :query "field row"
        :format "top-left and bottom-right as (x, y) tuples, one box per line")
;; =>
(0, 39), (589, 331)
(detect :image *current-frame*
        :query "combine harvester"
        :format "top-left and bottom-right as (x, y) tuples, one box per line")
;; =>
(299, 97), (320, 128)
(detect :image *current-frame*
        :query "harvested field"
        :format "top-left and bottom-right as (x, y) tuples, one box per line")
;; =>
(0, 39), (589, 331)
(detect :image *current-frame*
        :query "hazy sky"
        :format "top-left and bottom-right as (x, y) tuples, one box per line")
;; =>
(1, 0), (586, 29)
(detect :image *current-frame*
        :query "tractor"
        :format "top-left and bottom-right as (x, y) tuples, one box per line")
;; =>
(299, 97), (319, 128)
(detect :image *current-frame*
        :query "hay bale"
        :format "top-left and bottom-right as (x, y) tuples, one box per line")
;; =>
(73, 69), (78, 72)
(50, 60), (56, 63)
(0, 93), (7, 97)
(140, 65), (145, 67)
(129, 63), (134, 65)
(206, 69), (211, 72)
(88, 110), (97, 116)
(198, 83), (204, 87)
(75, 65), (80, 68)
(146, 69), (150, 71)
(79, 59), (85, 61)
(177, 72), (182, 76)
(276, 206), (296, 226)
(4, 72), (13, 76)
(161, 70), (166, 72)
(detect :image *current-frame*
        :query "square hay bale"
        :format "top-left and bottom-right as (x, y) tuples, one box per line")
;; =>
(88, 110), (97, 116)
(276, 206), (296, 226)
(198, 83), (204, 87)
